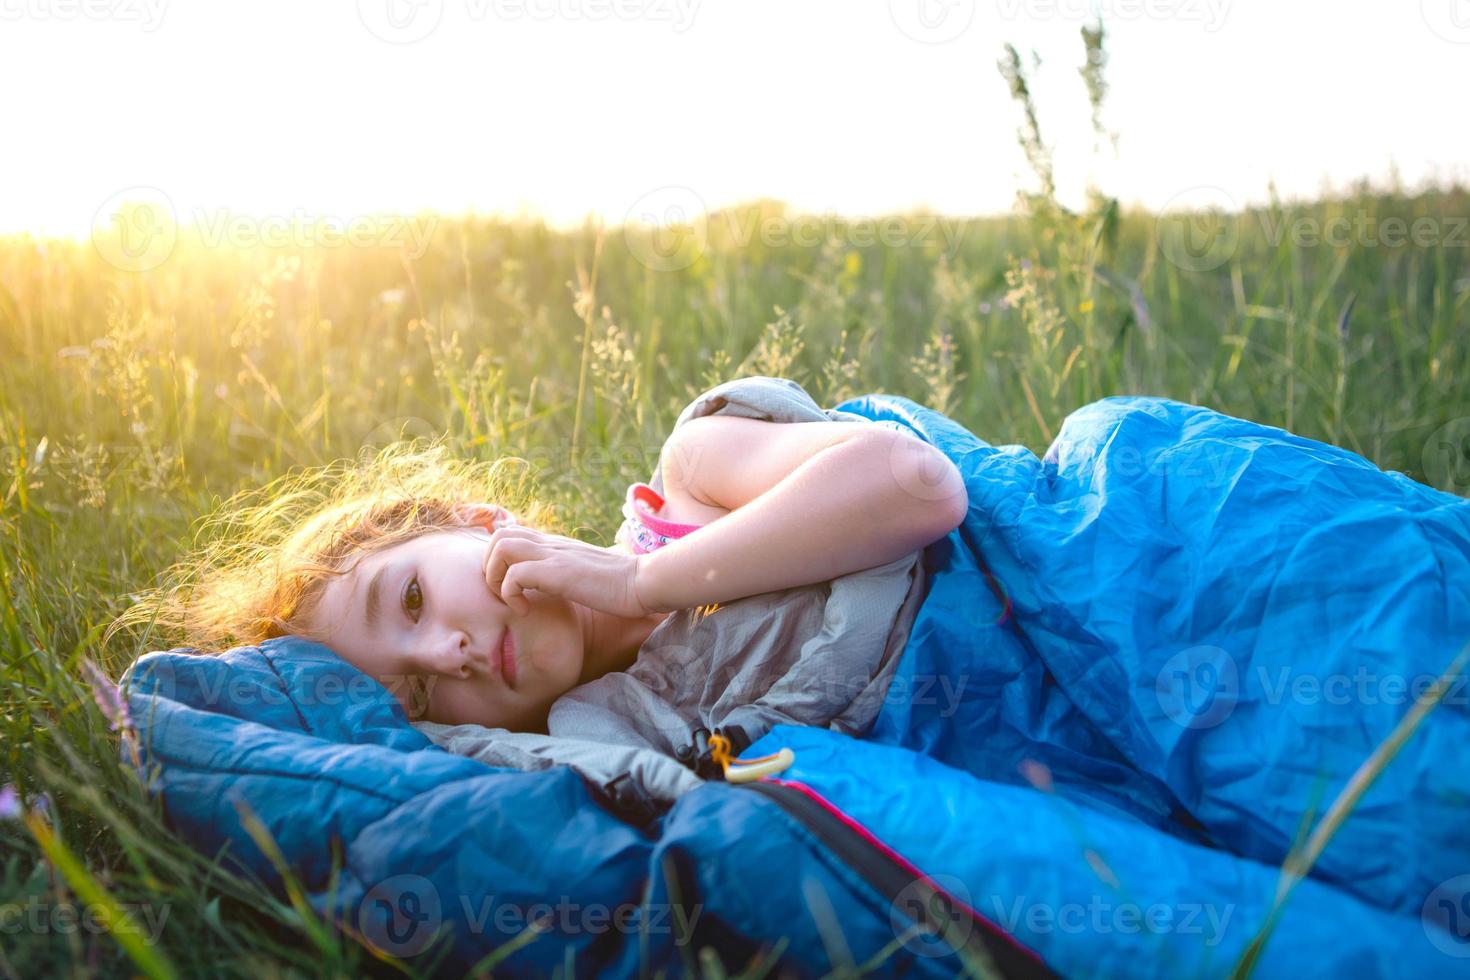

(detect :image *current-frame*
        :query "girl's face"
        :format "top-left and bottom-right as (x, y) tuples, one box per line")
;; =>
(301, 526), (586, 730)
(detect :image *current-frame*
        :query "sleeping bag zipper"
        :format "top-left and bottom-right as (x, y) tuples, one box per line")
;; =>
(737, 778), (1053, 979)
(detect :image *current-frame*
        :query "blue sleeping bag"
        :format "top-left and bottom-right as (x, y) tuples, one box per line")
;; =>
(121, 394), (1470, 977)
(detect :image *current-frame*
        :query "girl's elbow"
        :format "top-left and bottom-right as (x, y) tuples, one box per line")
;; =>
(927, 465), (969, 538)
(881, 432), (968, 539)
(936, 470), (969, 532)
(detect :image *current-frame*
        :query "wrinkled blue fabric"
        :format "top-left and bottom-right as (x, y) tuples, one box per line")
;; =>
(844, 394), (1470, 916)
(123, 393), (1470, 977)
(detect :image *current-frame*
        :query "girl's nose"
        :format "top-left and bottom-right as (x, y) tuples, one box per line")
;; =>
(422, 631), (473, 678)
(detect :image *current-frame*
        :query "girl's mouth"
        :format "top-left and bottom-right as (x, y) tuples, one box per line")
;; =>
(499, 628), (518, 689)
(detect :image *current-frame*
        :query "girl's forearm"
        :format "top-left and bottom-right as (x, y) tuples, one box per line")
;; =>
(634, 430), (966, 612)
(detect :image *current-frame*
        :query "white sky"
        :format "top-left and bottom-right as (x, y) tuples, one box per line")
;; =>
(1, 0), (1467, 236)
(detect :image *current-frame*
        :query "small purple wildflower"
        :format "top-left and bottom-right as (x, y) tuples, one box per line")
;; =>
(31, 792), (53, 820)
(81, 657), (133, 734)
(0, 783), (20, 820)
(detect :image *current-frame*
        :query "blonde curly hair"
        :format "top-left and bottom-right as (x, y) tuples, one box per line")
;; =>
(113, 441), (559, 651)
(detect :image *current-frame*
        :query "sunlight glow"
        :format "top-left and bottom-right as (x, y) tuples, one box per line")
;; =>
(2, 0), (1467, 237)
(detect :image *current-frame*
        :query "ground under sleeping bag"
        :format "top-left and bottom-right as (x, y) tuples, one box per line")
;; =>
(120, 390), (1470, 977)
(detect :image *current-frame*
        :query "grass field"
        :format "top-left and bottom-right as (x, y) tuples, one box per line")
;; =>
(2, 142), (1468, 975)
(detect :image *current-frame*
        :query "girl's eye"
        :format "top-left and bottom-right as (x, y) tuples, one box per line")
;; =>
(402, 576), (423, 622)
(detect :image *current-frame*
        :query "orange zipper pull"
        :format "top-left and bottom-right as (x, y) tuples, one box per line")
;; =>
(708, 733), (795, 783)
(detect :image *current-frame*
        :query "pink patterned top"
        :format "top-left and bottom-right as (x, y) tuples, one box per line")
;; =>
(615, 483), (705, 555)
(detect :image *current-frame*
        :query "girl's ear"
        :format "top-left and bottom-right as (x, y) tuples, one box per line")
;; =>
(456, 503), (517, 530)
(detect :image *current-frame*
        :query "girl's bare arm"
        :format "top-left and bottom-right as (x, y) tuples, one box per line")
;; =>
(634, 415), (967, 613)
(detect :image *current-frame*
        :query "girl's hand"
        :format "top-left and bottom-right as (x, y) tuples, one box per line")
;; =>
(482, 525), (654, 619)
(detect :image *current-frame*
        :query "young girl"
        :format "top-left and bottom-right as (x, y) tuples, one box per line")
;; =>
(132, 376), (968, 760)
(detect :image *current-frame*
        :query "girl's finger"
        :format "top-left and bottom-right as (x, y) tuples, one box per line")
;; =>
(483, 535), (533, 603)
(500, 563), (536, 616)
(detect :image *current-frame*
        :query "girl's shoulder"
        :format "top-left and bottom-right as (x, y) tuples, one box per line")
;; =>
(667, 375), (835, 431)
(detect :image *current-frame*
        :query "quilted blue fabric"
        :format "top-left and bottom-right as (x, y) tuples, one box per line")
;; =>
(122, 393), (1470, 977)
